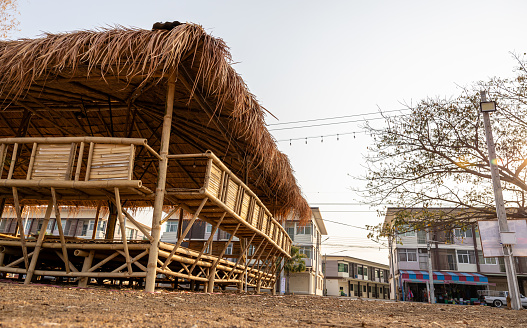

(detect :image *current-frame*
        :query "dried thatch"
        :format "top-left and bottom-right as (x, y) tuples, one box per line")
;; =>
(0, 23), (311, 222)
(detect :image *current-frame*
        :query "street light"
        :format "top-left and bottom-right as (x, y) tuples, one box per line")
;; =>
(479, 91), (521, 310)
(480, 101), (497, 113)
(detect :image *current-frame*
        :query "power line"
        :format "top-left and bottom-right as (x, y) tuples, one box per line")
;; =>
(276, 131), (363, 143)
(322, 219), (370, 231)
(269, 116), (391, 131)
(268, 108), (409, 126)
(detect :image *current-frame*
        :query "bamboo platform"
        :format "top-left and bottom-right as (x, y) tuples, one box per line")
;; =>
(0, 236), (277, 290)
(0, 137), (287, 291)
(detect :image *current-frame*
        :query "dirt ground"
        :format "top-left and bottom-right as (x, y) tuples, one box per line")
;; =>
(0, 281), (525, 327)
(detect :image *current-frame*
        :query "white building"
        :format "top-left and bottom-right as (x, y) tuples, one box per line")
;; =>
(385, 207), (527, 303)
(283, 207), (327, 295)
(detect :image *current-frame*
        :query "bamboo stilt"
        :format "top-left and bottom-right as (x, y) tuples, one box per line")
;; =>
(11, 187), (28, 270)
(210, 224), (241, 273)
(227, 234), (256, 280)
(78, 250), (95, 287)
(145, 73), (177, 293)
(113, 187), (132, 274)
(25, 199), (54, 284)
(51, 187), (70, 273)
(91, 201), (101, 240)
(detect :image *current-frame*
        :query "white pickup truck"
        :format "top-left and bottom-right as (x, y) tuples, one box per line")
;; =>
(477, 290), (527, 308)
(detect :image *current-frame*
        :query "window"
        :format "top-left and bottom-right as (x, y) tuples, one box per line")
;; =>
(98, 221), (106, 232)
(166, 221), (178, 232)
(399, 249), (417, 262)
(357, 266), (363, 276)
(0, 219), (5, 232)
(457, 250), (476, 264)
(296, 224), (312, 235)
(375, 269), (380, 278)
(225, 243), (233, 255)
(88, 220), (95, 231)
(81, 223), (88, 236)
(298, 246), (312, 259)
(206, 223), (212, 233)
(417, 230), (426, 244)
(380, 270), (384, 280)
(454, 228), (473, 238)
(36, 220), (43, 232)
(47, 220), (54, 233)
(338, 263), (349, 273)
(248, 245), (255, 256)
(285, 223), (295, 241)
(127, 228), (134, 239)
(398, 224), (415, 237)
(24, 219), (32, 234)
(364, 267), (369, 278)
(478, 251), (497, 265)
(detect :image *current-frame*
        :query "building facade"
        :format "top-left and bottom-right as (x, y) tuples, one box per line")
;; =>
(386, 208), (527, 303)
(324, 255), (390, 299)
(282, 207), (327, 295)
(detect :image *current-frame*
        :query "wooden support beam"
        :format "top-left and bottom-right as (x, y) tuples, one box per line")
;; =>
(162, 197), (208, 269)
(11, 187), (28, 270)
(78, 250), (95, 287)
(190, 212), (225, 274)
(145, 73), (176, 293)
(113, 187), (132, 274)
(210, 224), (240, 274)
(227, 234), (256, 280)
(24, 199), (53, 284)
(51, 187), (70, 273)
(87, 252), (120, 273)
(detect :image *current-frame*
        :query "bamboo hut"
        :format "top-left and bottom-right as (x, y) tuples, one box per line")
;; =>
(0, 22), (310, 292)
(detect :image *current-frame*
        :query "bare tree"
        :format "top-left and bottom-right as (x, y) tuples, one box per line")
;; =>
(0, 0), (19, 39)
(361, 54), (527, 236)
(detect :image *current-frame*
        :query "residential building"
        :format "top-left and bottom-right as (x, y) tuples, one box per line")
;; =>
(385, 207), (527, 303)
(324, 255), (390, 299)
(283, 207), (327, 295)
(0, 207), (149, 240)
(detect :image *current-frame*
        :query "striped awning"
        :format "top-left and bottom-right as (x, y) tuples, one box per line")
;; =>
(400, 270), (489, 285)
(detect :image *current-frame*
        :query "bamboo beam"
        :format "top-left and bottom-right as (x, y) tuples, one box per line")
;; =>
(24, 199), (54, 284)
(103, 191), (152, 241)
(190, 212), (225, 274)
(5, 251), (34, 268)
(160, 206), (181, 225)
(51, 187), (70, 273)
(11, 187), (28, 270)
(91, 201), (102, 240)
(113, 249), (148, 273)
(87, 252), (120, 272)
(0, 266), (147, 278)
(145, 73), (176, 293)
(227, 234), (256, 280)
(113, 187), (132, 274)
(210, 224), (240, 274)
(54, 250), (78, 273)
(162, 197), (208, 269)
(0, 240), (149, 250)
(78, 250), (95, 287)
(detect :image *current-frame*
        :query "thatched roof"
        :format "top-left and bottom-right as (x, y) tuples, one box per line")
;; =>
(0, 23), (311, 222)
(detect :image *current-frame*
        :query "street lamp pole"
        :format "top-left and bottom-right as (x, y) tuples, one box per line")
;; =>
(426, 228), (435, 304)
(480, 91), (521, 310)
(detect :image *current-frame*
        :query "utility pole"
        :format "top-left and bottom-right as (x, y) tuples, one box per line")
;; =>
(426, 229), (435, 303)
(480, 91), (521, 310)
(388, 234), (397, 301)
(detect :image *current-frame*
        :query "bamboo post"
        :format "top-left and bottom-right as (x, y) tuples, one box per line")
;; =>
(145, 73), (176, 293)
(26, 143), (37, 180)
(78, 250), (95, 287)
(162, 197), (208, 269)
(74, 142), (85, 181)
(11, 187), (28, 270)
(51, 187), (70, 273)
(105, 201), (117, 239)
(0, 143), (6, 178)
(91, 201), (102, 240)
(24, 199), (54, 284)
(114, 187), (132, 274)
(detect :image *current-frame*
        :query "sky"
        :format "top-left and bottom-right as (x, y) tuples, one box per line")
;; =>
(9, 0), (527, 264)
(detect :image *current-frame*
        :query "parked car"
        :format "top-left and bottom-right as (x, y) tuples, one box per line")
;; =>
(477, 290), (527, 308)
